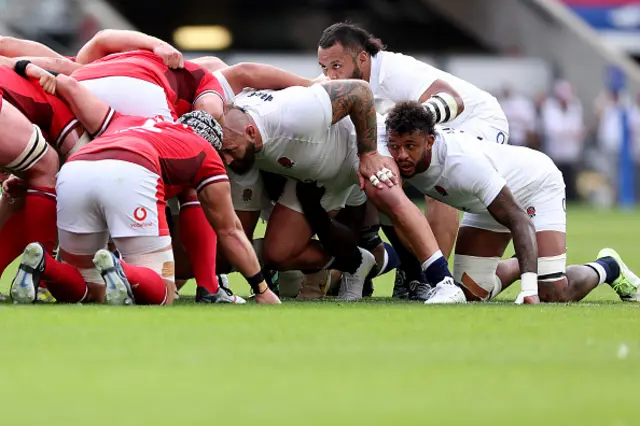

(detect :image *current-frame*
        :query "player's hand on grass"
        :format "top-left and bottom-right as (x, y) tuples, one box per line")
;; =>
(515, 292), (540, 305)
(359, 151), (397, 189)
(255, 288), (282, 304)
(153, 45), (184, 69)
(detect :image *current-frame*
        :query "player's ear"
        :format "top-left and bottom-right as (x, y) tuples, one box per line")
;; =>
(245, 124), (257, 141)
(426, 134), (435, 149)
(357, 50), (368, 68)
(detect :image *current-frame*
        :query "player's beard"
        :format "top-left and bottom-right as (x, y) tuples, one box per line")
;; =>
(350, 55), (364, 80)
(399, 150), (431, 178)
(413, 149), (431, 174)
(228, 142), (257, 175)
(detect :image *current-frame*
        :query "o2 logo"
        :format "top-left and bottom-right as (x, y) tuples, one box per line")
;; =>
(496, 131), (507, 145)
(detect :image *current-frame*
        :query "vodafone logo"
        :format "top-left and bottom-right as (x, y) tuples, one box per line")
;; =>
(133, 207), (148, 222)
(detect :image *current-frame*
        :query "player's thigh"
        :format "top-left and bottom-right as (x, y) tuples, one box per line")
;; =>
(56, 160), (108, 235)
(96, 160), (168, 240)
(264, 180), (314, 261)
(528, 181), (569, 297)
(456, 213), (512, 257)
(0, 101), (51, 171)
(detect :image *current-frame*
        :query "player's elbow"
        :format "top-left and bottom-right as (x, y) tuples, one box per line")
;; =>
(91, 29), (114, 45)
(454, 95), (465, 115)
(0, 36), (18, 56)
(232, 62), (262, 87)
(194, 95), (224, 121)
(194, 56), (228, 72)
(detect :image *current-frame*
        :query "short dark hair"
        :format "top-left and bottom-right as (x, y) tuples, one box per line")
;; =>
(386, 101), (436, 136)
(318, 22), (385, 56)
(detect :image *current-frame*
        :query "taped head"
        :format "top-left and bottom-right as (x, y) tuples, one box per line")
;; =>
(179, 110), (223, 151)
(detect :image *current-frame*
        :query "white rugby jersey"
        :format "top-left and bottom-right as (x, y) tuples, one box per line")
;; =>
(369, 51), (503, 124)
(232, 84), (359, 186)
(400, 128), (562, 213)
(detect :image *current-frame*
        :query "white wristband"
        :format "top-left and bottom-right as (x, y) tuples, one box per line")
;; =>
(422, 92), (460, 124)
(520, 272), (538, 295)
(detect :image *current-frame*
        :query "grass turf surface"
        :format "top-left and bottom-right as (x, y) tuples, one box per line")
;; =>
(0, 205), (639, 425)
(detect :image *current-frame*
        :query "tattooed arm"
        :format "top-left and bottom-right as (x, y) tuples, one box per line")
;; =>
(320, 80), (378, 155)
(487, 186), (538, 275)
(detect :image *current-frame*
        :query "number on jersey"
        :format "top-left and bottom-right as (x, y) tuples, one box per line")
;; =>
(248, 91), (274, 102)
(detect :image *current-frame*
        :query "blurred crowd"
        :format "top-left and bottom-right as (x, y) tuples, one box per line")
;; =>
(498, 81), (640, 206)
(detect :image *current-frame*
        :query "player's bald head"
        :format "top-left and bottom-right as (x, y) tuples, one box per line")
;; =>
(219, 105), (260, 174)
(222, 106), (251, 135)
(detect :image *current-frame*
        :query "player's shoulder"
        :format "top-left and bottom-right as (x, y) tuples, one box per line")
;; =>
(378, 50), (432, 74)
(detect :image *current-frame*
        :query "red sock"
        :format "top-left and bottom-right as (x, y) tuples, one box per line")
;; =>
(179, 205), (219, 292)
(42, 252), (87, 302)
(121, 262), (167, 305)
(25, 187), (57, 255)
(0, 208), (27, 276)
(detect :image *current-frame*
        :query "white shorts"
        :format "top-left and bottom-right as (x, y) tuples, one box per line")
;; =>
(277, 178), (366, 214)
(451, 102), (510, 145)
(79, 76), (174, 121)
(460, 173), (567, 233)
(57, 159), (168, 238)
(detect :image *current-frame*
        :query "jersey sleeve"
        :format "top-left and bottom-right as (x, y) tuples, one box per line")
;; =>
(92, 107), (119, 137)
(378, 54), (439, 102)
(45, 94), (80, 148)
(448, 152), (506, 208)
(191, 65), (225, 105)
(194, 143), (229, 193)
(212, 70), (236, 102)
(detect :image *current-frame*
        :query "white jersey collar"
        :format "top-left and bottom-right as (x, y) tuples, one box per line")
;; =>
(369, 53), (382, 94)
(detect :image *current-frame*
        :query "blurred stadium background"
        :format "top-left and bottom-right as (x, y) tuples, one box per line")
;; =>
(2, 0), (640, 208)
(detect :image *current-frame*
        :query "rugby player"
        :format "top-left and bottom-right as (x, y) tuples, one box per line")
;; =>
(10, 74), (280, 305)
(0, 59), (84, 284)
(317, 22), (509, 296)
(383, 101), (640, 304)
(219, 79), (456, 300)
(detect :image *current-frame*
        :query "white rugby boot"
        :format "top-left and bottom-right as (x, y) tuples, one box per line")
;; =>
(11, 242), (45, 304)
(338, 248), (376, 301)
(424, 277), (467, 304)
(93, 249), (134, 306)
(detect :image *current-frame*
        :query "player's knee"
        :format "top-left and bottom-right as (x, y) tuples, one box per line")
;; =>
(537, 253), (568, 302)
(125, 248), (175, 285)
(454, 255), (502, 301)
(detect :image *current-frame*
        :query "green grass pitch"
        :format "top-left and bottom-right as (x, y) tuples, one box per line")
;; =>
(0, 205), (639, 425)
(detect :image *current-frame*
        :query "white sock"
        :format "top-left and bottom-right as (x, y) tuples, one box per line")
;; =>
(586, 262), (607, 286)
(322, 256), (336, 270)
(421, 250), (444, 272)
(375, 247), (389, 277)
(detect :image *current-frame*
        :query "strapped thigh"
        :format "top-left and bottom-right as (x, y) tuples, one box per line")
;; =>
(6, 125), (49, 173)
